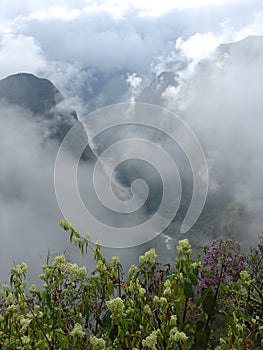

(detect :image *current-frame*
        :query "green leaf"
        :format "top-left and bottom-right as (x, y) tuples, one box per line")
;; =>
(46, 293), (51, 308)
(202, 290), (214, 314)
(193, 328), (207, 349)
(184, 280), (194, 298)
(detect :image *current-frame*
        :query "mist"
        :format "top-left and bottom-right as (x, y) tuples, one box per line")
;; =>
(159, 35), (263, 246)
(1, 1), (263, 282)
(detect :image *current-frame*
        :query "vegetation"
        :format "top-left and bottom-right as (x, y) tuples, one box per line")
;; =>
(0, 221), (262, 349)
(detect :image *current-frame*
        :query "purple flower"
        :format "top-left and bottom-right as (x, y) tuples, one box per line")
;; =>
(196, 240), (245, 293)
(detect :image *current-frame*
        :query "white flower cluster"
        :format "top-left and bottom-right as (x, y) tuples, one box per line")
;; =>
(176, 239), (192, 255)
(240, 270), (249, 280)
(106, 297), (124, 318)
(53, 254), (66, 267)
(65, 263), (87, 280)
(5, 293), (14, 306)
(139, 248), (157, 265)
(190, 262), (202, 269)
(111, 256), (120, 265)
(142, 330), (159, 349)
(163, 279), (172, 296)
(70, 323), (85, 337)
(20, 317), (31, 333)
(128, 278), (141, 293)
(11, 262), (28, 277)
(96, 259), (108, 273)
(143, 304), (152, 316)
(170, 315), (177, 327)
(128, 264), (138, 275)
(169, 327), (188, 343)
(153, 296), (168, 308)
(138, 287), (146, 297)
(90, 335), (106, 349)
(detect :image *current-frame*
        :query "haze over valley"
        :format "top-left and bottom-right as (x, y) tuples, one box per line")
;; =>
(0, 0), (263, 281)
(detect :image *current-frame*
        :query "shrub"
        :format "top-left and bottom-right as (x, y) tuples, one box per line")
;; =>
(0, 222), (262, 349)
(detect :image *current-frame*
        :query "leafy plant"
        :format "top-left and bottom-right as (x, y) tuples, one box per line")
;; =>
(0, 222), (262, 349)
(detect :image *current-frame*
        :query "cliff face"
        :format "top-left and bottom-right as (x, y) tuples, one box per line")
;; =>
(0, 73), (63, 114)
(0, 73), (95, 160)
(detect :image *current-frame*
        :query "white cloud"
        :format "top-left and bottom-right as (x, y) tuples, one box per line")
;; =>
(126, 73), (142, 101)
(0, 0), (243, 21)
(0, 33), (46, 79)
(0, 0), (261, 77)
(176, 33), (223, 61)
(234, 11), (263, 40)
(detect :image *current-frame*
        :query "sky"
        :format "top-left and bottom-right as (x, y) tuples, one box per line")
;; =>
(0, 0), (263, 280)
(0, 0), (262, 98)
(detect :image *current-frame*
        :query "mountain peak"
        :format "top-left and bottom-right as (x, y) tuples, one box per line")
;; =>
(0, 73), (63, 114)
(216, 35), (263, 60)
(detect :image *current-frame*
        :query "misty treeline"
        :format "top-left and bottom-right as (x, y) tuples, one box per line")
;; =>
(0, 221), (262, 349)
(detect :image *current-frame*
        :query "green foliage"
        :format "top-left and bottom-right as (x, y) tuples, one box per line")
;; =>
(0, 224), (262, 349)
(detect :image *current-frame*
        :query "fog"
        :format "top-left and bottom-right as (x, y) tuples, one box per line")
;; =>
(160, 35), (263, 246)
(0, 1), (263, 282)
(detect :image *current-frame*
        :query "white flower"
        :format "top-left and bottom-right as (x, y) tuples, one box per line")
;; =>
(139, 248), (157, 265)
(1, 284), (9, 293)
(112, 256), (120, 265)
(90, 335), (106, 349)
(163, 280), (172, 296)
(160, 297), (167, 307)
(106, 297), (124, 318)
(29, 284), (37, 294)
(78, 266), (87, 277)
(96, 260), (107, 272)
(176, 239), (192, 255)
(240, 270), (249, 280)
(138, 287), (146, 296)
(143, 304), (152, 316)
(21, 336), (30, 345)
(70, 323), (85, 337)
(6, 293), (14, 306)
(6, 305), (16, 314)
(53, 254), (65, 267)
(20, 317), (31, 332)
(142, 330), (159, 349)
(153, 295), (160, 304)
(128, 279), (141, 293)
(169, 327), (188, 343)
(128, 264), (138, 275)
(170, 315), (177, 327)
(20, 262), (28, 274)
(190, 262), (202, 269)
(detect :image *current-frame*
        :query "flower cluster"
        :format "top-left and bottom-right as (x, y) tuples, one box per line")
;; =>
(196, 240), (245, 293)
(142, 330), (159, 349)
(176, 239), (192, 256)
(163, 279), (172, 296)
(90, 335), (106, 349)
(139, 248), (157, 265)
(0, 221), (262, 350)
(70, 323), (85, 338)
(169, 327), (188, 343)
(106, 297), (124, 319)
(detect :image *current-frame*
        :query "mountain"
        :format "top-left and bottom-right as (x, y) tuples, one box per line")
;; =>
(0, 73), (95, 160)
(216, 35), (263, 62)
(0, 73), (62, 114)
(137, 71), (177, 105)
(135, 35), (263, 249)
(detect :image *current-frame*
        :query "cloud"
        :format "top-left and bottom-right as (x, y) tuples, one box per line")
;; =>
(176, 33), (223, 61)
(0, 33), (46, 79)
(126, 73), (142, 101)
(160, 35), (263, 243)
(0, 103), (64, 281)
(0, 0), (261, 77)
(0, 0), (263, 276)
